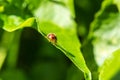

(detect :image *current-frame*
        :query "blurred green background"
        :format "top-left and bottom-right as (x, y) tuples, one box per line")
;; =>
(0, 0), (103, 80)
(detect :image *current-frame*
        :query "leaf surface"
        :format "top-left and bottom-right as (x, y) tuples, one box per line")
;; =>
(99, 49), (120, 80)
(34, 1), (91, 80)
(90, 0), (120, 66)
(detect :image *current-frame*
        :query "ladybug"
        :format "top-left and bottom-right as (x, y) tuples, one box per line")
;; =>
(47, 33), (57, 44)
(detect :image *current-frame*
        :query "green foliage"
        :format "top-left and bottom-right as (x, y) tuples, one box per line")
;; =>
(1, 15), (34, 32)
(0, 0), (120, 80)
(34, 1), (91, 79)
(90, 0), (120, 66)
(99, 49), (120, 80)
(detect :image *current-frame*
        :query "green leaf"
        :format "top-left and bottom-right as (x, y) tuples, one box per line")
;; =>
(34, 1), (91, 80)
(0, 15), (34, 32)
(99, 49), (120, 80)
(113, 0), (120, 11)
(90, 0), (120, 66)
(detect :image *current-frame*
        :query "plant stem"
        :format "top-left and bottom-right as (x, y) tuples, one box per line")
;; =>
(0, 30), (22, 69)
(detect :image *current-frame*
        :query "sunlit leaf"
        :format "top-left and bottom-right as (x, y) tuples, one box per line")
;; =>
(0, 15), (34, 32)
(90, 0), (120, 66)
(99, 49), (120, 80)
(34, 1), (91, 80)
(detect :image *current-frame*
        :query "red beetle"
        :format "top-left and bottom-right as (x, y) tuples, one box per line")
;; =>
(47, 33), (57, 44)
